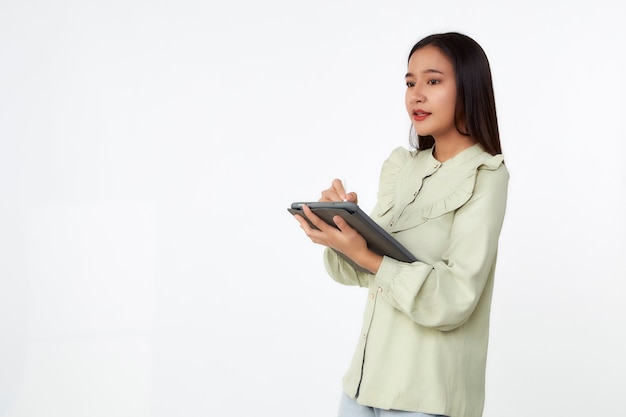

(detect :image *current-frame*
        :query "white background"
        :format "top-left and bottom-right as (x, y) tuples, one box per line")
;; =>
(1, 0), (625, 416)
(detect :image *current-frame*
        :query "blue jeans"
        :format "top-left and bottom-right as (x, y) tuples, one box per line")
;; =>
(338, 394), (446, 417)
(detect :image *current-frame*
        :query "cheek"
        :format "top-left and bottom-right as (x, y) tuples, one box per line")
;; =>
(438, 89), (457, 118)
(445, 87), (458, 109)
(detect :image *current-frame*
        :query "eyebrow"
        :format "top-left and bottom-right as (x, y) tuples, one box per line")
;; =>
(405, 69), (445, 78)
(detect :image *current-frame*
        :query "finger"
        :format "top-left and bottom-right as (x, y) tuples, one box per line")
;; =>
(319, 189), (339, 202)
(332, 215), (354, 234)
(331, 178), (347, 201)
(320, 180), (345, 202)
(293, 213), (310, 229)
(294, 212), (327, 246)
(302, 204), (332, 232)
(320, 185), (343, 202)
(345, 192), (358, 204)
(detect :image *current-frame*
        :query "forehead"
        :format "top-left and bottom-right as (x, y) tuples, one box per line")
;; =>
(407, 45), (454, 74)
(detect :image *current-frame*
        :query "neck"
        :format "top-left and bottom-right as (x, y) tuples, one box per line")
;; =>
(433, 135), (476, 162)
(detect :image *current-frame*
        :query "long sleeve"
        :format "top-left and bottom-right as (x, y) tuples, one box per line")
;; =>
(323, 247), (374, 288)
(325, 144), (509, 417)
(373, 163), (509, 330)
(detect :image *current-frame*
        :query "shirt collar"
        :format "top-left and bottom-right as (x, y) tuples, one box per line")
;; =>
(430, 143), (486, 171)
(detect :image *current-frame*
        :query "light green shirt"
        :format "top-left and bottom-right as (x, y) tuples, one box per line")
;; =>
(324, 144), (509, 417)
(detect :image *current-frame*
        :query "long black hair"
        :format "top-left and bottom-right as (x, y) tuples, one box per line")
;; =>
(408, 32), (502, 156)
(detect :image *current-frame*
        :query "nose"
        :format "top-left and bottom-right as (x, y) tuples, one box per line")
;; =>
(408, 89), (425, 104)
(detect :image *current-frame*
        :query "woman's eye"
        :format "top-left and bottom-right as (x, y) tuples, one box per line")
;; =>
(427, 79), (440, 85)
(406, 81), (415, 87)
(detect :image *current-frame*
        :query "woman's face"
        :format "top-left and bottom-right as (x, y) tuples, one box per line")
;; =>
(405, 46), (460, 141)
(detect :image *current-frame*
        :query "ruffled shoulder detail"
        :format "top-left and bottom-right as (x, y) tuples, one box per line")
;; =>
(388, 152), (504, 233)
(375, 147), (424, 217)
(477, 153), (504, 171)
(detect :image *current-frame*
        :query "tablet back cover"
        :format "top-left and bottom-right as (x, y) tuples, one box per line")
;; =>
(288, 202), (417, 263)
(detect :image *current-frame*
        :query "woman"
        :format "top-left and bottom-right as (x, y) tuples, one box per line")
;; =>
(293, 32), (508, 417)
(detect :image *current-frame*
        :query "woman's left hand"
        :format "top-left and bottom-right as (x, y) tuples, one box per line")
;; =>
(294, 204), (369, 260)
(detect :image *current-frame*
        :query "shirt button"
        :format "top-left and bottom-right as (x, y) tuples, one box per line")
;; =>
(377, 287), (383, 293)
(369, 293), (374, 299)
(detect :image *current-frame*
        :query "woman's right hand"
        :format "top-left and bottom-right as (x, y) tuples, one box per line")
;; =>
(319, 179), (358, 203)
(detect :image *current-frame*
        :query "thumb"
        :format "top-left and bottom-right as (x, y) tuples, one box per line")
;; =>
(332, 215), (351, 232)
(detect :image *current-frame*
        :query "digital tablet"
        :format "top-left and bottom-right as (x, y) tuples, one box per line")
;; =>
(288, 201), (417, 263)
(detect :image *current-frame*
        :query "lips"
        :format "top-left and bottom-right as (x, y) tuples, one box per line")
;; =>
(412, 109), (431, 121)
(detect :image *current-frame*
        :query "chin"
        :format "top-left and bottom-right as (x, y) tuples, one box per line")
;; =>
(413, 129), (433, 137)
